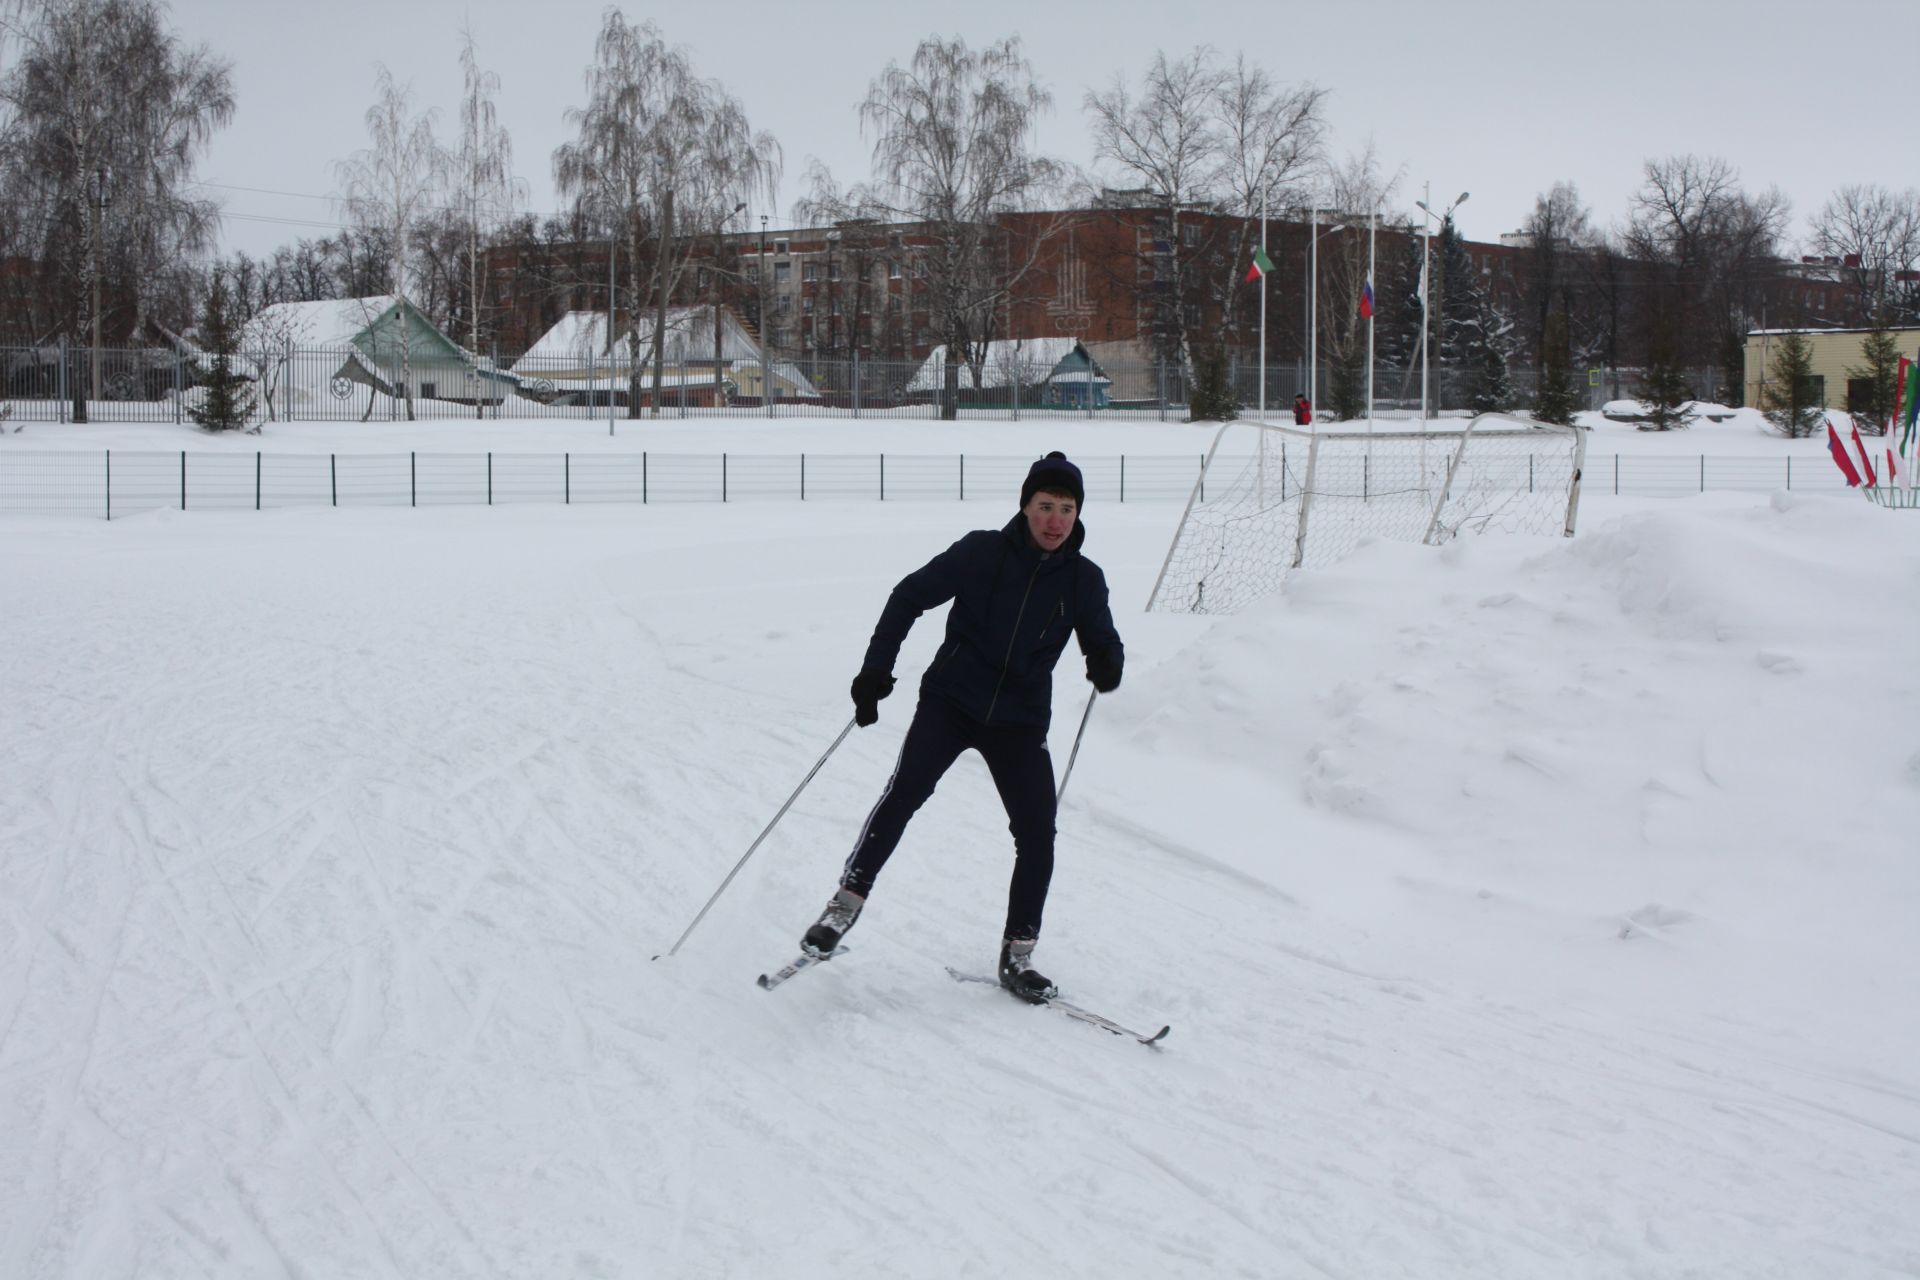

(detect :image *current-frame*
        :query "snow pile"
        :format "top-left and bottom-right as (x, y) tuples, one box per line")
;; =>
(1, 481), (1916, 1277)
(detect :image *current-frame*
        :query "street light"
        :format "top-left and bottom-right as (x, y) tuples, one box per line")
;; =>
(1413, 187), (1469, 420)
(759, 214), (771, 418)
(1307, 209), (1347, 419)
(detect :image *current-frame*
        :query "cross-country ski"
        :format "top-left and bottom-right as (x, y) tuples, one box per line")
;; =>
(945, 967), (1170, 1046)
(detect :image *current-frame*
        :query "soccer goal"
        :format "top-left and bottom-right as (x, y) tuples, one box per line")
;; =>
(1145, 414), (1587, 614)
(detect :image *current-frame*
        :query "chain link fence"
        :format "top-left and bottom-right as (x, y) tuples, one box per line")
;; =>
(4, 343), (1720, 424)
(0, 446), (1857, 520)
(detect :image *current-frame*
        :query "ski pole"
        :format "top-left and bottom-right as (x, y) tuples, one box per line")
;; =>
(1055, 691), (1098, 803)
(653, 716), (858, 960)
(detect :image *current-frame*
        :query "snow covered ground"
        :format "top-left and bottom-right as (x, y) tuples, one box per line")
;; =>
(2, 416), (1916, 1277)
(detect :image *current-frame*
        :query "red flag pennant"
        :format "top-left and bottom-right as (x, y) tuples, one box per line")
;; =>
(1852, 424), (1879, 487)
(1827, 423), (1863, 486)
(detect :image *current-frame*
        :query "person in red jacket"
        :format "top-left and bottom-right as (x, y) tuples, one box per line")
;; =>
(1292, 393), (1312, 425)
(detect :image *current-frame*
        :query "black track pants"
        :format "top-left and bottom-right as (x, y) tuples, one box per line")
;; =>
(840, 694), (1057, 940)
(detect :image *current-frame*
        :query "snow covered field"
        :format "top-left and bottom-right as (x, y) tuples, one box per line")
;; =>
(2, 415), (1916, 1277)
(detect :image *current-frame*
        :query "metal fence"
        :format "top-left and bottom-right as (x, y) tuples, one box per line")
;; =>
(0, 447), (1856, 520)
(2, 343), (1700, 424)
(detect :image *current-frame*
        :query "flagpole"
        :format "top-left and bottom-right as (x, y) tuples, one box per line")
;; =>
(1420, 181), (1430, 421)
(1367, 211), (1376, 431)
(1309, 205), (1318, 420)
(1259, 189), (1267, 422)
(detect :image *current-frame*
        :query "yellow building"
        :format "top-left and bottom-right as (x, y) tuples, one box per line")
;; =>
(1745, 326), (1920, 413)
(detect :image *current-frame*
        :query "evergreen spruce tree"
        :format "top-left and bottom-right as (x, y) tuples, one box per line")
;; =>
(1326, 317), (1367, 422)
(1761, 330), (1823, 438)
(1639, 315), (1693, 431)
(1532, 310), (1580, 425)
(1188, 342), (1238, 422)
(1846, 314), (1901, 433)
(189, 271), (256, 431)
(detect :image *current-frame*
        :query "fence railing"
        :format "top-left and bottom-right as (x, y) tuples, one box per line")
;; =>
(3, 343), (1658, 424)
(0, 448), (1855, 520)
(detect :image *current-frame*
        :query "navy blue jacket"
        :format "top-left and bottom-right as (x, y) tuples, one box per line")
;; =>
(862, 513), (1124, 728)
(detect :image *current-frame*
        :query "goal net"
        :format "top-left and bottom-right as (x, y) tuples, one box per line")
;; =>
(1146, 415), (1586, 614)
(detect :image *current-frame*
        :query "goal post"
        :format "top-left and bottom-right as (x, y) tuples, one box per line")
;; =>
(1146, 414), (1586, 614)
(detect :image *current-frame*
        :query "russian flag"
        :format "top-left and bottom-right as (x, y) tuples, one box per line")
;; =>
(1359, 277), (1374, 319)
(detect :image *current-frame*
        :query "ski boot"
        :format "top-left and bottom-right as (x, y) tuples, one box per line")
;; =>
(998, 937), (1057, 1002)
(801, 886), (865, 956)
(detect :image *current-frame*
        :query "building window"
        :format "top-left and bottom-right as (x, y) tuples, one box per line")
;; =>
(831, 295), (843, 316)
(913, 258), (927, 279)
(829, 261), (843, 282)
(775, 237), (789, 256)
(802, 295), (814, 313)
(802, 262), (817, 282)
(696, 267), (710, 291)
(775, 295), (791, 316)
(746, 264), (759, 284)
(888, 259), (901, 280)
(1181, 222), (1199, 247)
(775, 261), (791, 285)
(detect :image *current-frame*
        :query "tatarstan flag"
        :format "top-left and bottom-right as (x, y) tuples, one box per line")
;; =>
(1359, 277), (1375, 319)
(1244, 245), (1275, 283)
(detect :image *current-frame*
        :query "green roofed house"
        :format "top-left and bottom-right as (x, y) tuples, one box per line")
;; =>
(905, 338), (1112, 410)
(238, 296), (512, 421)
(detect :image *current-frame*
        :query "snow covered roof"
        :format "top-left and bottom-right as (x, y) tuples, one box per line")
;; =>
(516, 308), (762, 368)
(905, 338), (1110, 392)
(240, 297), (399, 349)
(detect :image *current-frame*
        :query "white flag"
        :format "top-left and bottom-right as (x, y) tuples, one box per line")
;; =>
(1416, 257), (1428, 309)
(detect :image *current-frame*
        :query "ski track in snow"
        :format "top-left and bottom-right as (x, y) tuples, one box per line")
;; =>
(0, 492), (1916, 1278)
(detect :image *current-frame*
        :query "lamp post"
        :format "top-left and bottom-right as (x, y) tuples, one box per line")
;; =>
(716, 201), (746, 406)
(89, 166), (110, 408)
(1414, 187), (1469, 420)
(759, 214), (771, 418)
(607, 212), (618, 436)
(1306, 209), (1346, 420)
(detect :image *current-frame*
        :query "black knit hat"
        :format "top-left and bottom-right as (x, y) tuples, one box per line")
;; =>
(1020, 451), (1084, 508)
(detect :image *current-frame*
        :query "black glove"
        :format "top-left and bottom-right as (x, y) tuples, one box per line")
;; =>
(1085, 648), (1122, 694)
(850, 669), (896, 727)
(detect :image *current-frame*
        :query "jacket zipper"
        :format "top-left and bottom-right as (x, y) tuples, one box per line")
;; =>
(983, 559), (1044, 722)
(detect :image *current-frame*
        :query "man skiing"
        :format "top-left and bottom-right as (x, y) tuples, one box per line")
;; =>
(795, 451), (1124, 1000)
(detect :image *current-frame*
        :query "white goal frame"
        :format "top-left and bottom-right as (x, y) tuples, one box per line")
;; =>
(1145, 414), (1587, 614)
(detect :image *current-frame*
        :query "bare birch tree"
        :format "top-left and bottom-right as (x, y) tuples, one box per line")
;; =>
(555, 14), (775, 416)
(1212, 56), (1327, 343)
(0, 0), (231, 414)
(838, 35), (1063, 419)
(1086, 47), (1325, 369)
(454, 29), (525, 371)
(335, 64), (447, 420)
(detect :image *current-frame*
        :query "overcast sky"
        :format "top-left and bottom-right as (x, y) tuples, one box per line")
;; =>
(171, 0), (1908, 261)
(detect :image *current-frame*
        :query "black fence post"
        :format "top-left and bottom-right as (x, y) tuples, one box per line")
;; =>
(488, 452), (493, 506)
(643, 451), (648, 504)
(180, 451), (186, 510)
(960, 454), (965, 501)
(256, 451), (261, 510)
(105, 450), (111, 521)
(565, 453), (570, 504)
(411, 451), (417, 507)
(723, 452), (728, 503)
(801, 453), (806, 501)
(1120, 455), (1125, 503)
(331, 454), (337, 507)
(880, 453), (886, 502)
